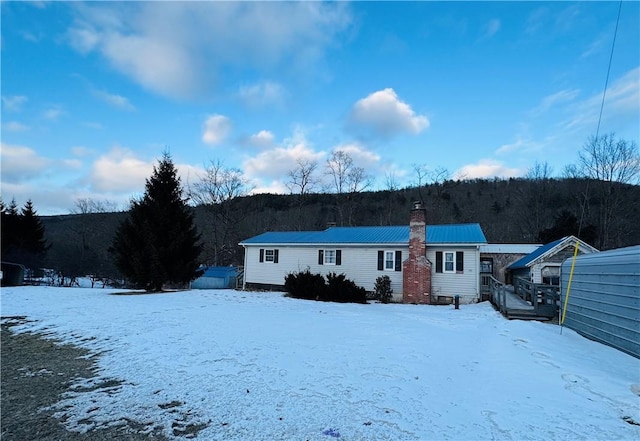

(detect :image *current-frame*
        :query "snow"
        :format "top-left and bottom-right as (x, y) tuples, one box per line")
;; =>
(2, 286), (639, 440)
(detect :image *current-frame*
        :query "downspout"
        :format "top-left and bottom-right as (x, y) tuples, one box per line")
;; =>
(242, 244), (248, 290)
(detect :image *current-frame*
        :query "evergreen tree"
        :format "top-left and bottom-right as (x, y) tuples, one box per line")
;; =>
(1, 198), (48, 272)
(17, 200), (49, 271)
(111, 152), (203, 291)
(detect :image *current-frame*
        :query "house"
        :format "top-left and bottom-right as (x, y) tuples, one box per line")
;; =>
(507, 236), (598, 286)
(239, 202), (488, 304)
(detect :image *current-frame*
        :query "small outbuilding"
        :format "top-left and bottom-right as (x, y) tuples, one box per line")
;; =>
(560, 245), (640, 358)
(1, 261), (26, 287)
(506, 236), (598, 286)
(191, 266), (238, 289)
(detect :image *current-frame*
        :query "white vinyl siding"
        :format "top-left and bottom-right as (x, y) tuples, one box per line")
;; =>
(244, 245), (405, 295)
(427, 246), (480, 303)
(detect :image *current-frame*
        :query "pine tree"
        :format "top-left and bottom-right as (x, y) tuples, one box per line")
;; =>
(17, 200), (49, 271)
(1, 198), (48, 271)
(1, 198), (20, 259)
(111, 152), (203, 291)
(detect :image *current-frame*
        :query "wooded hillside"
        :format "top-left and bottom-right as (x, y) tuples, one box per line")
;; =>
(39, 177), (640, 282)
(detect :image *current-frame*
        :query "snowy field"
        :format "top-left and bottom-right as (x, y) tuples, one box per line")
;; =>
(1, 286), (639, 441)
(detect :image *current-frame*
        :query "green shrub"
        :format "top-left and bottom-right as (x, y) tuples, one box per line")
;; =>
(284, 269), (326, 300)
(324, 272), (367, 304)
(374, 275), (393, 303)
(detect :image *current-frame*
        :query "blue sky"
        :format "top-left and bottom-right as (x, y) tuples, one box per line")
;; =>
(1, 1), (638, 215)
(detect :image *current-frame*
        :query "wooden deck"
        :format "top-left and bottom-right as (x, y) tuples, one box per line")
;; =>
(488, 277), (559, 321)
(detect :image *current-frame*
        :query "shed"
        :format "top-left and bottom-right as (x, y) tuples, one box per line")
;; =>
(560, 245), (640, 359)
(1, 261), (25, 286)
(191, 266), (238, 289)
(507, 236), (598, 286)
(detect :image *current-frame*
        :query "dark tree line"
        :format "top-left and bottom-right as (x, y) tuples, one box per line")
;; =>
(27, 133), (639, 285)
(1, 198), (49, 277)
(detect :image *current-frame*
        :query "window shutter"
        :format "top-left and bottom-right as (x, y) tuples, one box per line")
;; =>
(395, 250), (402, 271)
(259, 249), (264, 263)
(318, 250), (324, 265)
(377, 251), (384, 270)
(274, 249), (279, 263)
(456, 251), (464, 272)
(336, 250), (342, 266)
(436, 251), (443, 273)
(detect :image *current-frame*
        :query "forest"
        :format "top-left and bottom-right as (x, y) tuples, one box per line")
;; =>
(29, 175), (639, 285)
(2, 134), (639, 285)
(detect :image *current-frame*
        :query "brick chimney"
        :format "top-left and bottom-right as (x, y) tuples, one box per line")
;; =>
(402, 201), (432, 304)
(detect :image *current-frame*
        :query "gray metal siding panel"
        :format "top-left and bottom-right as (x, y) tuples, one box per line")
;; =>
(561, 246), (640, 358)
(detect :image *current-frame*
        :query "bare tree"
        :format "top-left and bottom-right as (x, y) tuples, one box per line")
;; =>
(189, 160), (252, 206)
(189, 159), (253, 265)
(325, 150), (373, 226)
(514, 161), (555, 241)
(576, 133), (640, 248)
(286, 158), (319, 229)
(71, 198), (118, 214)
(286, 158), (319, 196)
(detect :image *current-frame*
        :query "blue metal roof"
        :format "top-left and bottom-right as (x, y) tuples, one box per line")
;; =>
(240, 223), (487, 245)
(507, 237), (564, 270)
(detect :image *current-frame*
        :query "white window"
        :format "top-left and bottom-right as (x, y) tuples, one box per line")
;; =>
(385, 251), (395, 270)
(265, 249), (275, 262)
(444, 252), (455, 272)
(259, 248), (279, 263)
(324, 250), (336, 265)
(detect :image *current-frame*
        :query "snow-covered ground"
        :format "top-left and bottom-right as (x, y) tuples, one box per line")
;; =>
(2, 286), (639, 440)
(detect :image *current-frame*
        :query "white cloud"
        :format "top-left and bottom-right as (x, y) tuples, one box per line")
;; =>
(94, 90), (135, 111)
(454, 159), (524, 180)
(484, 19), (501, 38)
(530, 89), (580, 117)
(43, 105), (64, 121)
(563, 67), (639, 132)
(332, 143), (381, 168)
(89, 147), (153, 193)
(2, 95), (28, 111)
(238, 81), (286, 109)
(246, 130), (276, 149)
(84, 122), (104, 130)
(0, 143), (51, 183)
(202, 114), (232, 146)
(66, 2), (352, 99)
(71, 146), (94, 157)
(495, 138), (543, 155)
(243, 143), (324, 182)
(3, 121), (30, 132)
(349, 88), (429, 138)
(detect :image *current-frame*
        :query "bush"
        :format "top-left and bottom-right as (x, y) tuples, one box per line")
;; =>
(324, 272), (367, 304)
(284, 269), (326, 300)
(284, 270), (367, 304)
(374, 275), (393, 303)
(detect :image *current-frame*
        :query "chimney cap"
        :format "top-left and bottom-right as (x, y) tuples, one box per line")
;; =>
(412, 201), (424, 210)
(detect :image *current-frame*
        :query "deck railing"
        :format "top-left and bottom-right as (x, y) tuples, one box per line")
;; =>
(513, 277), (559, 318)
(488, 276), (509, 314)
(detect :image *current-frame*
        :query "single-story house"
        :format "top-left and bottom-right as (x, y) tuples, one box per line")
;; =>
(507, 236), (598, 286)
(239, 202), (488, 304)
